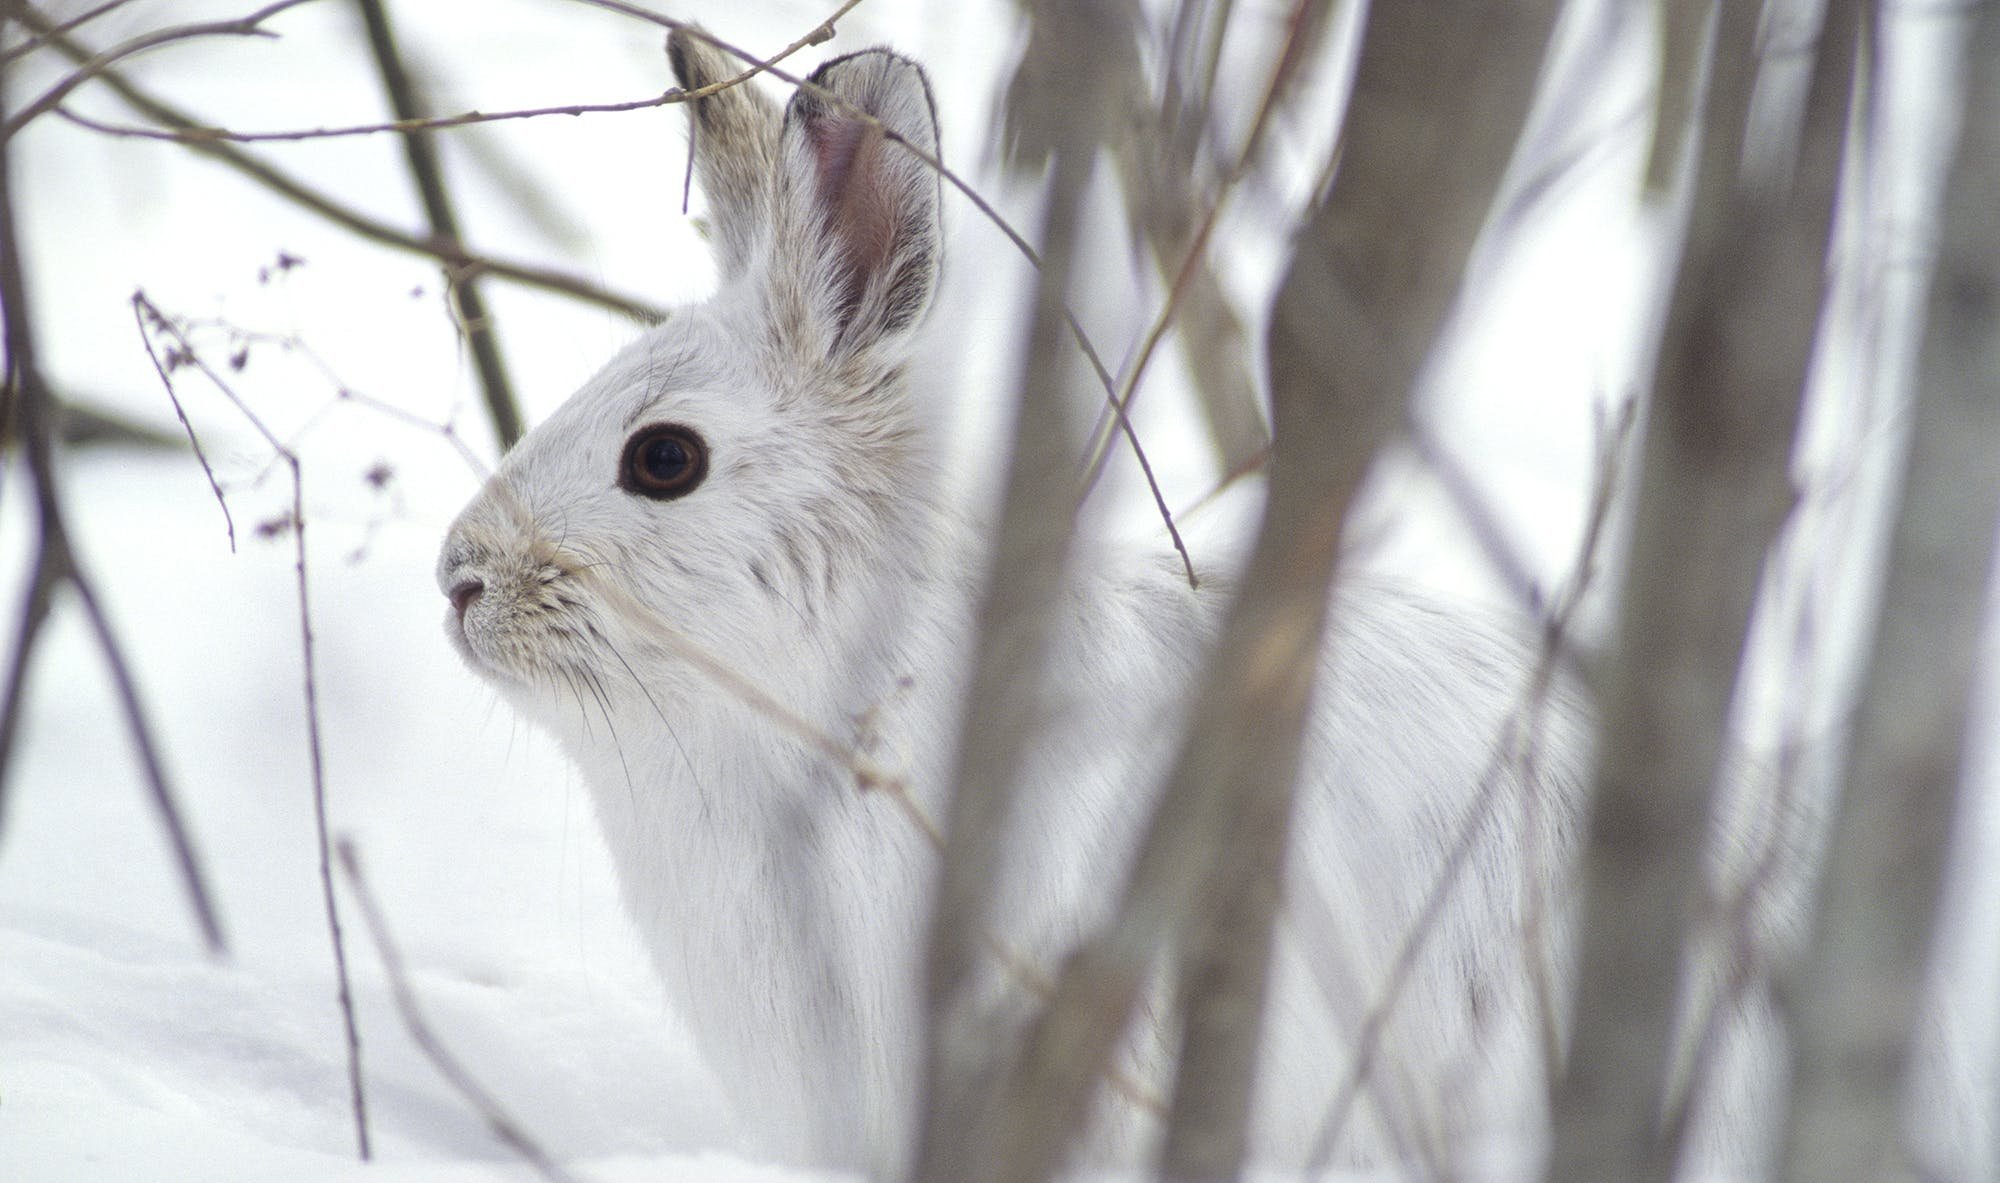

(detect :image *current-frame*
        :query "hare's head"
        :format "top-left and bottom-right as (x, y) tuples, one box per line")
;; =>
(438, 34), (945, 719)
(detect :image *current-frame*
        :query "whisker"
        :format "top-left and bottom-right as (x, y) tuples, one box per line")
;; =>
(596, 624), (706, 807)
(575, 664), (639, 805)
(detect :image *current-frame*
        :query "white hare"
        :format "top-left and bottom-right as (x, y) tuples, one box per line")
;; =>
(438, 33), (1592, 1177)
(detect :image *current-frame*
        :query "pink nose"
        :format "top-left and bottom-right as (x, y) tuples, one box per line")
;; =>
(448, 578), (484, 616)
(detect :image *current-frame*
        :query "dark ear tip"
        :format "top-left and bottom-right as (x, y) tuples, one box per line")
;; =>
(667, 26), (730, 92)
(792, 48), (939, 149)
(666, 31), (693, 88)
(805, 48), (932, 97)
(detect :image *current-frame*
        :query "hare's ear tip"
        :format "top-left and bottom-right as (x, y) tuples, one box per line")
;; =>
(795, 47), (940, 143)
(808, 47), (933, 92)
(665, 25), (730, 90)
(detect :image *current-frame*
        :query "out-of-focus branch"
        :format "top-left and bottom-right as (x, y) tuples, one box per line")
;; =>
(352, 0), (522, 450)
(0, 43), (225, 955)
(0, 0), (136, 65)
(2, 0), (319, 139)
(1647, 0), (1707, 192)
(1778, 6), (2000, 1180)
(910, 4), (1138, 1178)
(13, 4), (667, 322)
(1157, 4), (1560, 1176)
(1545, 2), (1863, 1180)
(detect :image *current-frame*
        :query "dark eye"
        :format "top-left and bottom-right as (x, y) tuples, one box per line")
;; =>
(619, 424), (708, 499)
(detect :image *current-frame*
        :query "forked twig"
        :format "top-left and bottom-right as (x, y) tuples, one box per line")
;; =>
(132, 300), (237, 551)
(132, 291), (371, 1159)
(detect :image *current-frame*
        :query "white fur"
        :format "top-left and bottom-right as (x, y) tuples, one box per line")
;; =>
(438, 40), (1595, 1177)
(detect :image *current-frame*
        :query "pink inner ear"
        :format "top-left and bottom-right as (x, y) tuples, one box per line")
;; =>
(808, 117), (898, 321)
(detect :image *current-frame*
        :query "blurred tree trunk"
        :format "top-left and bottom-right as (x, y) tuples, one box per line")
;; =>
(1157, 3), (1559, 1179)
(913, 3), (1141, 1180)
(1546, 1), (1862, 1180)
(1778, 6), (2000, 1180)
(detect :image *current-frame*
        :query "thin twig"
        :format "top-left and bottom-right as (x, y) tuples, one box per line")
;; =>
(134, 291), (370, 1159)
(0, 0), (137, 64)
(15, 4), (666, 321)
(55, 90), (695, 143)
(336, 839), (586, 1183)
(131, 297), (237, 551)
(4, 0), (322, 139)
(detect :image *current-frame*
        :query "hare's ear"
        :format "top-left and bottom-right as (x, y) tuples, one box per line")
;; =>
(769, 49), (942, 361)
(668, 28), (781, 276)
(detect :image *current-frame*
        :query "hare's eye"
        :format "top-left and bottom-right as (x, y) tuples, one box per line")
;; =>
(620, 424), (708, 500)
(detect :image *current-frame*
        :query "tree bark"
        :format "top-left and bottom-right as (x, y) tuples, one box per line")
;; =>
(1778, 6), (2000, 1180)
(1546, 2), (1862, 1180)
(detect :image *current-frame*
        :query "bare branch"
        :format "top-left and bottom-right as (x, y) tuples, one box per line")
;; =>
(0, 0), (136, 64)
(41, 9), (859, 151)
(4, 0), (322, 140)
(351, 0), (522, 450)
(910, 1), (1121, 1172)
(0, 55), (225, 955)
(13, 3), (667, 322)
(1545, 1), (1864, 1178)
(56, 90), (685, 142)
(1159, 4), (1561, 1175)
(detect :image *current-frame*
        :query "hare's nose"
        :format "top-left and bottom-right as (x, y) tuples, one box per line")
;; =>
(448, 578), (485, 616)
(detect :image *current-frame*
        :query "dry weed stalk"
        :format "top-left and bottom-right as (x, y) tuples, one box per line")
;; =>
(132, 291), (372, 1159)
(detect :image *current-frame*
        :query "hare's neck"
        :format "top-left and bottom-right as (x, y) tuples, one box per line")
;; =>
(574, 677), (928, 1166)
